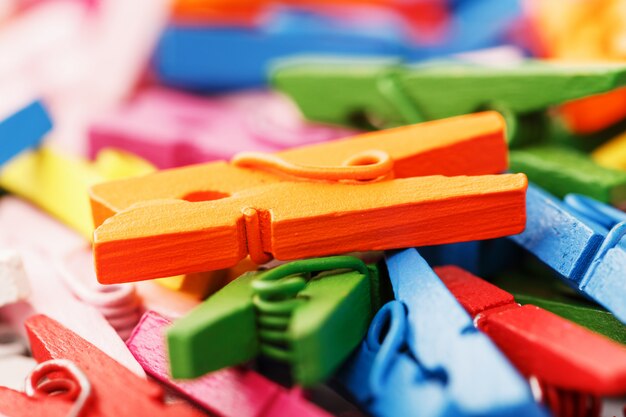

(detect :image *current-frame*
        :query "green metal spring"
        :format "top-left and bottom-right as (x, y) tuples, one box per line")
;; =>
(251, 256), (370, 363)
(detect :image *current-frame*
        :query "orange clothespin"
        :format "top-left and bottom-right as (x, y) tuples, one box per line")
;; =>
(91, 112), (526, 284)
(0, 315), (207, 417)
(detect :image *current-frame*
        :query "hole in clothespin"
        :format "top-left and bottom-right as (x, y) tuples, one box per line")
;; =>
(343, 153), (385, 168)
(182, 191), (230, 202)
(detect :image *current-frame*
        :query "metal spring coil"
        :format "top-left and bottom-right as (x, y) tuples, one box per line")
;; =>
(530, 377), (603, 417)
(25, 359), (92, 417)
(251, 256), (370, 363)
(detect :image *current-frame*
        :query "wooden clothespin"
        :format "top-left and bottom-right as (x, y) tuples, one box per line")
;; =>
(0, 147), (154, 240)
(510, 183), (626, 325)
(128, 310), (333, 417)
(0, 196), (144, 375)
(153, 10), (412, 91)
(490, 269), (626, 346)
(156, 0), (521, 92)
(336, 248), (546, 417)
(0, 100), (51, 166)
(0, 314), (207, 417)
(510, 145), (626, 205)
(167, 256), (383, 385)
(272, 58), (626, 143)
(436, 265), (626, 416)
(56, 247), (143, 340)
(90, 112), (527, 284)
(592, 129), (626, 171)
(89, 88), (357, 169)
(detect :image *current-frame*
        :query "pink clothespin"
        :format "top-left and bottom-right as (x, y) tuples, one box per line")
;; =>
(126, 310), (334, 417)
(0, 197), (144, 375)
(88, 88), (357, 168)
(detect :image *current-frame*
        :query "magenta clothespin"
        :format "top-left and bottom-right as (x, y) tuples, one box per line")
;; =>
(88, 88), (357, 169)
(127, 310), (333, 417)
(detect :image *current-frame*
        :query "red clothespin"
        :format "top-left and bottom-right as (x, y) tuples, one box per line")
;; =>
(436, 265), (626, 417)
(126, 310), (332, 417)
(0, 314), (208, 417)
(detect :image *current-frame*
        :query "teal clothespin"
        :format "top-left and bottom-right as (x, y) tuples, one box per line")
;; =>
(167, 256), (385, 386)
(0, 101), (52, 166)
(272, 58), (626, 145)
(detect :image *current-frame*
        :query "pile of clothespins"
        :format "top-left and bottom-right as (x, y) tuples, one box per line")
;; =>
(2, 0), (626, 416)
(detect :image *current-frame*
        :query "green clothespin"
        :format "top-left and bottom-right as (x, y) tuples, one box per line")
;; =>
(167, 256), (384, 386)
(491, 269), (626, 345)
(272, 58), (626, 145)
(510, 145), (626, 204)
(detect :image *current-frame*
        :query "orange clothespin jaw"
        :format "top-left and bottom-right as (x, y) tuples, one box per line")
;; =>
(91, 112), (524, 284)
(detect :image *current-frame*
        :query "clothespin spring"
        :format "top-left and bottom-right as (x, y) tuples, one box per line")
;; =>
(529, 375), (601, 417)
(251, 257), (370, 362)
(25, 359), (92, 417)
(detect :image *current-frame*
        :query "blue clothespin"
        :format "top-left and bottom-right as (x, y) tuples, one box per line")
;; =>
(336, 248), (546, 417)
(412, 0), (523, 59)
(153, 9), (410, 92)
(153, 0), (522, 92)
(0, 101), (52, 166)
(509, 183), (626, 324)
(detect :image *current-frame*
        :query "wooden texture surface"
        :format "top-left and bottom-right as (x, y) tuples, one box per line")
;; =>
(381, 249), (542, 416)
(273, 58), (626, 131)
(94, 173), (527, 283)
(22, 314), (208, 417)
(91, 112), (517, 284)
(90, 111), (508, 227)
(128, 311), (332, 417)
(511, 186), (626, 325)
(510, 146), (626, 204)
(0, 101), (51, 166)
(167, 258), (376, 385)
(0, 197), (144, 376)
(0, 147), (154, 239)
(437, 265), (626, 395)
